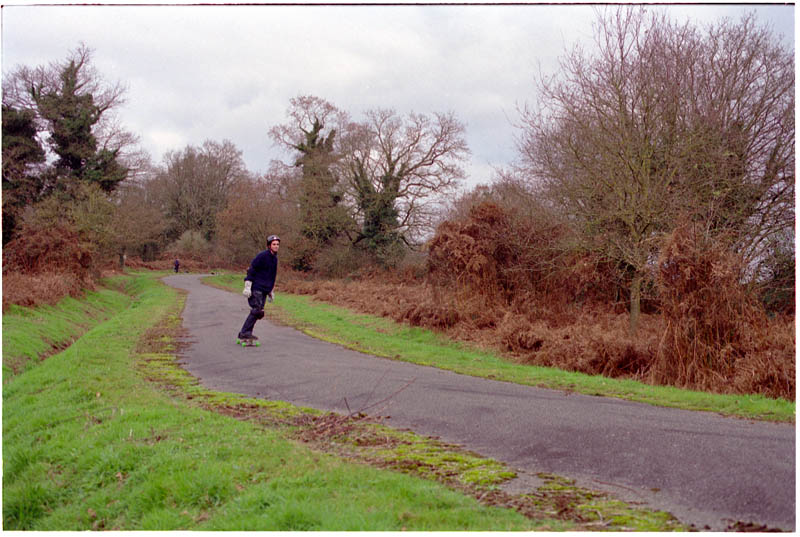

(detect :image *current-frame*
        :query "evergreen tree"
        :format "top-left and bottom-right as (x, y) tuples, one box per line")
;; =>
(352, 165), (404, 265)
(2, 104), (46, 244)
(28, 46), (129, 194)
(293, 118), (348, 246)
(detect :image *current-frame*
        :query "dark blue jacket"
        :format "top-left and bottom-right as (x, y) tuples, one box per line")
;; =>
(245, 250), (278, 294)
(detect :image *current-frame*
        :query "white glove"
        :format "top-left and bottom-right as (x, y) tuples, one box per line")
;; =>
(267, 291), (274, 303)
(243, 281), (252, 298)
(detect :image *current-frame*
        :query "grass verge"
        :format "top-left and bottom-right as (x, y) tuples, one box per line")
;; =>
(205, 273), (794, 423)
(3, 272), (688, 530)
(2, 280), (132, 380)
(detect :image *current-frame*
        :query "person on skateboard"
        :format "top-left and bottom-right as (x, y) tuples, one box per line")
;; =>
(237, 235), (279, 344)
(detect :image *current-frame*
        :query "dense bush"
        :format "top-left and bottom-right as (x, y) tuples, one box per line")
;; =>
(652, 225), (794, 399)
(427, 201), (622, 314)
(3, 223), (93, 278)
(2, 222), (95, 311)
(165, 230), (214, 260)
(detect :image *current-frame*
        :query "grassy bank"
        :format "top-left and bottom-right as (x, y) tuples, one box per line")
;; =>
(206, 273), (794, 423)
(3, 284), (132, 380)
(0, 273), (616, 530)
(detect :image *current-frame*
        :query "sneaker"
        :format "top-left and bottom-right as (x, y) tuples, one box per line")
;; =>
(237, 333), (258, 341)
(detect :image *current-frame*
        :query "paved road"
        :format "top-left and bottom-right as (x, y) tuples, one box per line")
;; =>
(163, 274), (795, 531)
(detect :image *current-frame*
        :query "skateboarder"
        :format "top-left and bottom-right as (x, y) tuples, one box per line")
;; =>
(237, 235), (280, 343)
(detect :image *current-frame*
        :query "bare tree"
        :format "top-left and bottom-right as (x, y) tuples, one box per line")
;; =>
(215, 171), (296, 265)
(678, 14), (794, 277)
(517, 7), (794, 331)
(269, 95), (348, 152)
(339, 108), (469, 263)
(150, 139), (248, 242)
(111, 178), (168, 268)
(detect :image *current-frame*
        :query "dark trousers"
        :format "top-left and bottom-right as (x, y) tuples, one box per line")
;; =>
(239, 290), (265, 337)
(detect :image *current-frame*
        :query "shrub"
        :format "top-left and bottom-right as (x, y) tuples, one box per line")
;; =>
(426, 200), (621, 311)
(2, 217), (97, 311)
(651, 225), (794, 399)
(3, 223), (93, 279)
(166, 231), (213, 259)
(313, 242), (374, 279)
(427, 202), (511, 294)
(284, 195), (792, 399)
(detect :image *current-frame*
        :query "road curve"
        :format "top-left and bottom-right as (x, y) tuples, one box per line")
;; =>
(163, 274), (795, 531)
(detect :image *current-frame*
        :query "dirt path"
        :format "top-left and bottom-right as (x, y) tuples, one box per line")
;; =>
(163, 274), (795, 531)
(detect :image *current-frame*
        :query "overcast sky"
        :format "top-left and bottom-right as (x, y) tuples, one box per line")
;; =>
(1, 3), (794, 191)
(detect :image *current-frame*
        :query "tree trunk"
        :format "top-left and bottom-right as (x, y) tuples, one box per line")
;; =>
(629, 272), (642, 334)
(118, 251), (125, 271)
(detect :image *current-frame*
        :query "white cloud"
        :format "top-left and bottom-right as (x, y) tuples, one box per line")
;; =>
(146, 129), (187, 152)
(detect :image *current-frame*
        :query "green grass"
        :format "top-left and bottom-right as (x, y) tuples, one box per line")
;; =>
(2, 282), (132, 380)
(205, 272), (794, 423)
(1, 273), (550, 530)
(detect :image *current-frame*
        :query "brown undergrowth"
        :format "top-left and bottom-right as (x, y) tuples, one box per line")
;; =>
(2, 225), (95, 312)
(653, 225), (795, 399)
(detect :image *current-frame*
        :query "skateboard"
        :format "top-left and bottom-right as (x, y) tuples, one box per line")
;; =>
(236, 338), (260, 347)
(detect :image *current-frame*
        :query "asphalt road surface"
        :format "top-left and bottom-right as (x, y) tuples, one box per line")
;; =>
(163, 274), (795, 531)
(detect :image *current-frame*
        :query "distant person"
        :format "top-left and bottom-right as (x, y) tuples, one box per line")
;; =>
(238, 235), (280, 342)
(174, 259), (180, 273)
